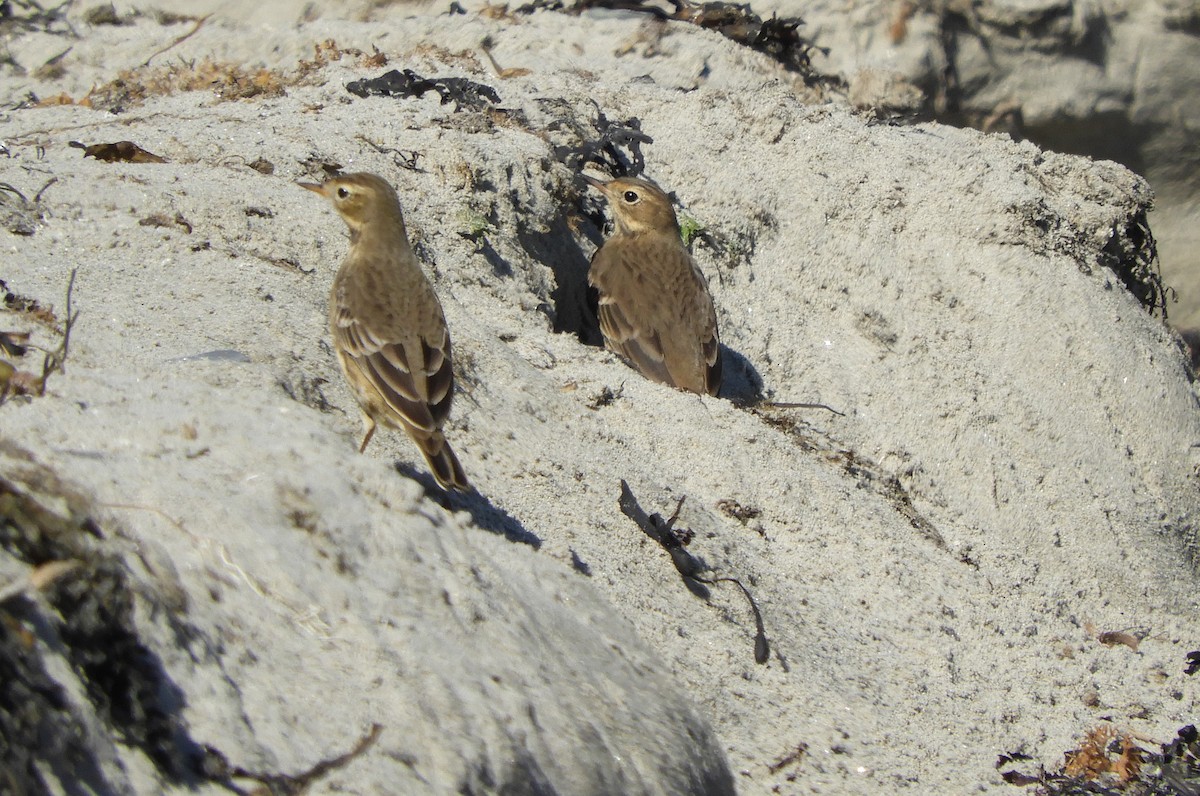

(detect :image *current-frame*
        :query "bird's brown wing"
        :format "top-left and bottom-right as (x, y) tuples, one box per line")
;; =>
(698, 279), (722, 396)
(590, 235), (722, 395)
(331, 272), (454, 434)
(596, 297), (674, 387)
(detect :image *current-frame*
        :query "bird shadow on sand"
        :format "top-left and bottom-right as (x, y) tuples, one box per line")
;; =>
(718, 344), (764, 406)
(517, 213), (605, 347)
(394, 462), (542, 548)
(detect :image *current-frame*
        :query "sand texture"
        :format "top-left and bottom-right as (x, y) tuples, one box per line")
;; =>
(2, 3), (1198, 794)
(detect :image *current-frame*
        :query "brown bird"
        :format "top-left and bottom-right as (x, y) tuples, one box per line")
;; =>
(585, 174), (722, 396)
(301, 172), (468, 491)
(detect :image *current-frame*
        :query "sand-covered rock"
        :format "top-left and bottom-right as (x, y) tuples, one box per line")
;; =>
(769, 0), (1200, 331)
(2, 3), (1198, 793)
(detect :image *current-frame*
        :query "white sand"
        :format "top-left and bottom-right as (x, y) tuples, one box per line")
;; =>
(2, 2), (1198, 793)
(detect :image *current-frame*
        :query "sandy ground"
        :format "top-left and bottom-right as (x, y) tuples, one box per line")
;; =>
(2, 2), (1199, 794)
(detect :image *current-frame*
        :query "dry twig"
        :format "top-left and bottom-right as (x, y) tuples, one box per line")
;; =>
(202, 724), (382, 795)
(142, 14), (212, 67)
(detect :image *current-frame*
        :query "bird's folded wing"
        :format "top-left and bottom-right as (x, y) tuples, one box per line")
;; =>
(334, 304), (454, 433)
(597, 299), (673, 385)
(592, 237), (718, 391)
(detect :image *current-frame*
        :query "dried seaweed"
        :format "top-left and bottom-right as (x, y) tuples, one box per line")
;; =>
(998, 723), (1200, 795)
(618, 480), (706, 584)
(767, 743), (808, 776)
(755, 406), (949, 552)
(1099, 209), (1171, 319)
(355, 135), (423, 171)
(587, 384), (623, 409)
(519, 0), (830, 83)
(1, 278), (59, 330)
(549, 102), (652, 177)
(716, 498), (761, 525)
(0, 270), (78, 403)
(82, 3), (129, 26)
(671, 0), (825, 78)
(346, 68), (500, 111)
(0, 0), (77, 38)
(0, 181), (42, 235)
(73, 58), (289, 112)
(618, 480), (770, 664)
(200, 724), (382, 795)
(1096, 629), (1140, 652)
(278, 373), (334, 414)
(1158, 725), (1200, 796)
(70, 140), (166, 163)
(139, 212), (193, 233)
(36, 38), (401, 112)
(1007, 183), (1171, 321)
(1062, 727), (1142, 783)
(248, 157), (275, 174)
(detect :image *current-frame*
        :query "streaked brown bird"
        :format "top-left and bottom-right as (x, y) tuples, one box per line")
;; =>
(584, 174), (722, 396)
(301, 172), (468, 491)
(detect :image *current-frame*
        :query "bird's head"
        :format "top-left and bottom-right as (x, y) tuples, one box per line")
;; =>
(584, 175), (680, 237)
(300, 172), (405, 234)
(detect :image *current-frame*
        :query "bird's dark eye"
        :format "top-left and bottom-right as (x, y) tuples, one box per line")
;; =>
(622, 190), (639, 203)
(336, 187), (350, 199)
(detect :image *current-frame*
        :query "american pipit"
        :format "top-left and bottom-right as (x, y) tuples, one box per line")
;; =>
(301, 172), (468, 491)
(585, 174), (722, 396)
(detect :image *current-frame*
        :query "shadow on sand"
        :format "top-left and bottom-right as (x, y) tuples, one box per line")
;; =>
(717, 344), (764, 405)
(394, 462), (542, 548)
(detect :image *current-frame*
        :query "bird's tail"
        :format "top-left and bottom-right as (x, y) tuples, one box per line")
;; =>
(421, 434), (469, 492)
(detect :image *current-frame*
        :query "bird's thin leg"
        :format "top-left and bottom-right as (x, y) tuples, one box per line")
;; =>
(358, 414), (377, 453)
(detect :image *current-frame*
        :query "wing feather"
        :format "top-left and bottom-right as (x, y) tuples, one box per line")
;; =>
(331, 267), (454, 435)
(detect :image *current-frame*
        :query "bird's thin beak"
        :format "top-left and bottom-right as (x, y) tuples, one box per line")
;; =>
(298, 182), (326, 196)
(582, 173), (608, 191)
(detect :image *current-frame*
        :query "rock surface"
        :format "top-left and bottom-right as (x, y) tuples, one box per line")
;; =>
(768, 0), (1200, 330)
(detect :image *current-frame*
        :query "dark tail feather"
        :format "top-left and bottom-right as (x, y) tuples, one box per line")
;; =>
(706, 347), (723, 397)
(423, 435), (469, 492)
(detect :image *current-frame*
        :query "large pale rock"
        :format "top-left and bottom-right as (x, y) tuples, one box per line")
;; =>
(759, 0), (1200, 327)
(0, 387), (734, 794)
